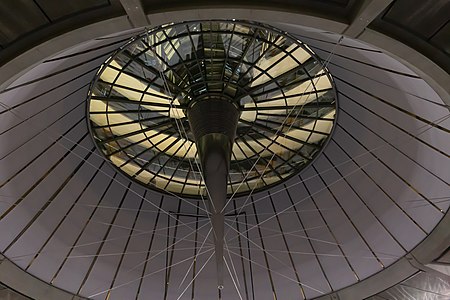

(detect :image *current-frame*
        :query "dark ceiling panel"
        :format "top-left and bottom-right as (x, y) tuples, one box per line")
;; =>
(0, 0), (49, 46)
(142, 0), (350, 7)
(142, 0), (353, 20)
(431, 21), (450, 55)
(383, 0), (450, 39)
(34, 0), (110, 22)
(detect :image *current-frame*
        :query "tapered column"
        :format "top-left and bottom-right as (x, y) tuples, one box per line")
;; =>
(187, 97), (240, 289)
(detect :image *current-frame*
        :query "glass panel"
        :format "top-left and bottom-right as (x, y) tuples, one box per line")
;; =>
(88, 20), (337, 197)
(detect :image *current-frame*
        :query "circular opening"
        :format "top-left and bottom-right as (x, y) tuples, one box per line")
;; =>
(87, 20), (338, 197)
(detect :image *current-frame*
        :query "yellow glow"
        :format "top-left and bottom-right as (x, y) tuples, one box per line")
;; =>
(89, 21), (337, 196)
(251, 45), (311, 86)
(90, 98), (196, 158)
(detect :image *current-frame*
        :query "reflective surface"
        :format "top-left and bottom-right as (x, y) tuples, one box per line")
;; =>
(88, 20), (337, 197)
(368, 271), (450, 300)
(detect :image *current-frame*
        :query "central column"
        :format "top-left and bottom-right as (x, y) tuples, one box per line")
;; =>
(187, 96), (240, 290)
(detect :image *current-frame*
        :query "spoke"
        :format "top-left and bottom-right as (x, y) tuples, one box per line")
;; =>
(125, 220), (211, 274)
(88, 248), (214, 298)
(151, 139), (188, 185)
(141, 40), (191, 89)
(224, 238), (242, 288)
(8, 218), (209, 262)
(161, 29), (205, 93)
(254, 87), (331, 104)
(236, 112), (450, 222)
(98, 118), (173, 144)
(225, 237), (325, 295)
(236, 34), (282, 85)
(124, 49), (186, 93)
(246, 127), (311, 161)
(245, 62), (309, 94)
(224, 252), (244, 300)
(239, 119), (320, 149)
(104, 63), (169, 94)
(176, 251), (215, 300)
(98, 77), (173, 100)
(225, 219), (334, 246)
(178, 227), (213, 288)
(224, 220), (308, 280)
(230, 151), (252, 192)
(220, 24), (235, 83)
(91, 95), (185, 108)
(225, 246), (398, 261)
(246, 128), (303, 162)
(118, 131), (175, 168)
(91, 115), (167, 129)
(130, 135), (181, 176)
(186, 24), (208, 88)
(66, 246), (214, 259)
(257, 111), (334, 122)
(255, 118), (330, 136)
(241, 102), (335, 111)
(105, 126), (172, 157)
(221, 29), (258, 97)
(243, 45), (301, 88)
(238, 135), (283, 181)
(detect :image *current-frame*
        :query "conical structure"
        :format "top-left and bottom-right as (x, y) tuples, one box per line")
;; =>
(185, 23), (241, 289)
(188, 97), (239, 290)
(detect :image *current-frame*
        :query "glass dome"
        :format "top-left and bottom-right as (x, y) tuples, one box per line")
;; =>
(88, 20), (337, 197)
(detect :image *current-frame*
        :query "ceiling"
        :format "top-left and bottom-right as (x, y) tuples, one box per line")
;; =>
(0, 1), (449, 300)
(0, 0), (449, 73)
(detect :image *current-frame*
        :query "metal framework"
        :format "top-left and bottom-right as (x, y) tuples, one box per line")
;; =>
(87, 20), (337, 197)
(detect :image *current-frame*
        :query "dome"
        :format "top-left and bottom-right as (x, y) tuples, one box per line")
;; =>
(0, 2), (449, 300)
